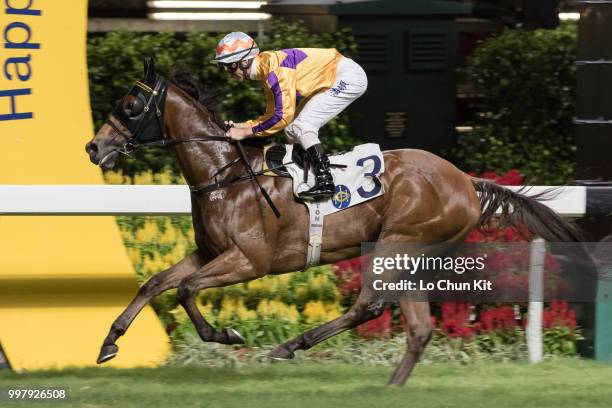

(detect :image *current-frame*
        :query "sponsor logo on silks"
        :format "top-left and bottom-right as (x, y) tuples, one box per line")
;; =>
(332, 184), (351, 209)
(329, 80), (348, 97)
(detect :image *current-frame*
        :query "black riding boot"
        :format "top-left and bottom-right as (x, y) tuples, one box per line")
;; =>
(298, 144), (335, 201)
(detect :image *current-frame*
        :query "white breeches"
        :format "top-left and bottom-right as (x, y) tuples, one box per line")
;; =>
(284, 57), (368, 150)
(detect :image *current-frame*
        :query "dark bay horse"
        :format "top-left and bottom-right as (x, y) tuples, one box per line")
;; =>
(85, 61), (582, 385)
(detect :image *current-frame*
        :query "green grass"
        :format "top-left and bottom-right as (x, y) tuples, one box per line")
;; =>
(1, 359), (611, 408)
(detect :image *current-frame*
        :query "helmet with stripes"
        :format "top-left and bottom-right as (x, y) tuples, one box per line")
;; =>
(211, 32), (259, 64)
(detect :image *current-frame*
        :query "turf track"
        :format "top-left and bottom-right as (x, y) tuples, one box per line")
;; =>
(1, 359), (611, 408)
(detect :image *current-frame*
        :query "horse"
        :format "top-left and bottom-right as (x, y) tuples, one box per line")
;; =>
(85, 59), (583, 385)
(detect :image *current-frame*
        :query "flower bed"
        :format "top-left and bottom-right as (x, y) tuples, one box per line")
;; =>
(106, 169), (584, 359)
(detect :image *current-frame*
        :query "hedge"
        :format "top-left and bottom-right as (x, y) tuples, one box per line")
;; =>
(452, 23), (577, 184)
(87, 20), (360, 176)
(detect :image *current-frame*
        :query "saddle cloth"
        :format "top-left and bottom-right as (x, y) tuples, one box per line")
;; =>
(270, 143), (386, 216)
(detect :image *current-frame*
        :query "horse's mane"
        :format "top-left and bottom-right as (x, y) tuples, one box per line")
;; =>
(167, 65), (273, 148)
(167, 65), (225, 129)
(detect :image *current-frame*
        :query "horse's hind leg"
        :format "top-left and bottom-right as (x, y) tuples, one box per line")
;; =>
(269, 291), (385, 360)
(387, 301), (432, 386)
(269, 239), (433, 362)
(268, 240), (410, 360)
(97, 251), (207, 364)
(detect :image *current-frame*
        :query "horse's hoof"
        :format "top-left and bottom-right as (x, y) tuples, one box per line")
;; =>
(97, 344), (119, 364)
(268, 346), (295, 361)
(223, 327), (245, 345)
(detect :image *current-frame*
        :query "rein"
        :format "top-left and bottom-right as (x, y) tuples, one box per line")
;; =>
(107, 74), (282, 218)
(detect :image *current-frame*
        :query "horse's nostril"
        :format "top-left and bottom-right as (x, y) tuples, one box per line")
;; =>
(86, 141), (98, 154)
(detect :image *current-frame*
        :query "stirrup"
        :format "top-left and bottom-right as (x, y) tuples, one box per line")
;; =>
(298, 181), (335, 201)
(298, 190), (334, 202)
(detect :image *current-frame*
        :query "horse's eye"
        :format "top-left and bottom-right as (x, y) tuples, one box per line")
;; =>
(124, 97), (144, 117)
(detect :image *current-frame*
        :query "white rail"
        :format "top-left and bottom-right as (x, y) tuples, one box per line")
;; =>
(0, 185), (588, 216)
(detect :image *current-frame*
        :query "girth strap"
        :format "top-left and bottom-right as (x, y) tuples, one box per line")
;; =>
(306, 202), (325, 267)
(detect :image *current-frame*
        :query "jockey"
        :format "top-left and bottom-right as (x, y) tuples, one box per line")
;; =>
(212, 31), (368, 202)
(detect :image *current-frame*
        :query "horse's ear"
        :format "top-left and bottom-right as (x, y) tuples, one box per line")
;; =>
(144, 57), (156, 84)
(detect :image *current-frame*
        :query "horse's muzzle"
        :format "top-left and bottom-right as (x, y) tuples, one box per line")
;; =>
(85, 141), (118, 169)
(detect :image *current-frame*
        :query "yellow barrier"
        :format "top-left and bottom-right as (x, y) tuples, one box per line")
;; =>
(0, 1), (170, 370)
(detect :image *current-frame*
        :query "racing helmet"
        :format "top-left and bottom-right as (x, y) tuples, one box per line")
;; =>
(211, 32), (259, 65)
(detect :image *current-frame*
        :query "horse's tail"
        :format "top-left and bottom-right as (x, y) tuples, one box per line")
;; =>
(390, 178), (588, 386)
(472, 178), (583, 242)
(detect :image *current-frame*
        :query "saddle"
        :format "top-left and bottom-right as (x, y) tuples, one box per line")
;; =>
(264, 142), (385, 267)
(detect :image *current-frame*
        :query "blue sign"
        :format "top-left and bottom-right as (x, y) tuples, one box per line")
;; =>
(332, 184), (351, 209)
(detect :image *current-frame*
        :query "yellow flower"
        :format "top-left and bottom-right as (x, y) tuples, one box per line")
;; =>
(127, 247), (142, 266)
(164, 242), (187, 265)
(141, 255), (155, 275)
(278, 301), (300, 323)
(247, 279), (264, 293)
(256, 299), (271, 317)
(199, 287), (220, 304)
(294, 285), (309, 302)
(331, 286), (342, 301)
(155, 171), (173, 185)
(288, 307), (300, 323)
(236, 299), (257, 321)
(135, 221), (159, 243)
(254, 299), (295, 322)
(186, 227), (195, 242)
(263, 276), (279, 293)
(277, 274), (291, 286)
(302, 301), (342, 323)
(142, 253), (169, 274)
(160, 224), (179, 246)
(217, 297), (237, 323)
(197, 301), (214, 317)
(134, 171), (154, 185)
(303, 300), (328, 323)
(104, 170), (124, 185)
(169, 305), (189, 323)
(309, 274), (329, 289)
(324, 302), (342, 320)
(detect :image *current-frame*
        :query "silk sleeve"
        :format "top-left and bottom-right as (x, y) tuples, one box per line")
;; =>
(246, 68), (297, 137)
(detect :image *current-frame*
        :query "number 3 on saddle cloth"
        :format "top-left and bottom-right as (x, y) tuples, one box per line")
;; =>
(264, 143), (386, 267)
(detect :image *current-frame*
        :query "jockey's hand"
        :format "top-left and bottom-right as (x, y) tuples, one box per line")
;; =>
(226, 126), (252, 141)
(224, 121), (250, 129)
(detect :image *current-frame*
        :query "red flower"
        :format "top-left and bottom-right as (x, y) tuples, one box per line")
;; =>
(333, 257), (364, 296)
(439, 302), (474, 338)
(525, 301), (577, 329)
(476, 169), (524, 186)
(477, 306), (517, 332)
(357, 309), (393, 339)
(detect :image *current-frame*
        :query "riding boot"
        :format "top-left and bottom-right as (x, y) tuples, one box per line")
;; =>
(298, 144), (335, 201)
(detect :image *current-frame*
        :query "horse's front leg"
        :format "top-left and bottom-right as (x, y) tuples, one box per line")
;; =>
(97, 251), (207, 364)
(176, 247), (262, 345)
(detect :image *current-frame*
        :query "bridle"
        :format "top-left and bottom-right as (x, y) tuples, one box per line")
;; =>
(105, 74), (281, 218)
(105, 75), (230, 155)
